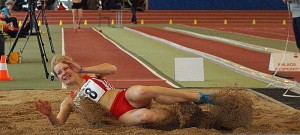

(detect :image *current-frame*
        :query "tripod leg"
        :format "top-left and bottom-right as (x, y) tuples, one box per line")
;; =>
(35, 24), (48, 62)
(31, 8), (48, 62)
(30, 6), (49, 79)
(6, 13), (29, 62)
(42, 9), (55, 54)
(39, 34), (48, 62)
(36, 9), (41, 20)
(20, 19), (35, 54)
(34, 19), (48, 62)
(20, 32), (31, 54)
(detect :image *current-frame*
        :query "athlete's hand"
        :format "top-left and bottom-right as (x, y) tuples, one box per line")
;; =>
(35, 99), (52, 116)
(62, 60), (81, 73)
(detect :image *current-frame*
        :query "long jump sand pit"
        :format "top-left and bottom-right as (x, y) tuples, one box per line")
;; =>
(0, 89), (299, 134)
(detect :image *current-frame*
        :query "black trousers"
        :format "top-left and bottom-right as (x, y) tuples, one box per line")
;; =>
(293, 17), (300, 51)
(4, 17), (19, 28)
(131, 5), (137, 23)
(6, 23), (30, 38)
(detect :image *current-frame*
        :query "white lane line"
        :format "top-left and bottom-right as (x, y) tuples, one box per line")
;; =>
(92, 28), (180, 88)
(124, 27), (300, 95)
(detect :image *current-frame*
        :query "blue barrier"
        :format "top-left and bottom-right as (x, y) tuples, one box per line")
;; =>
(148, 0), (288, 10)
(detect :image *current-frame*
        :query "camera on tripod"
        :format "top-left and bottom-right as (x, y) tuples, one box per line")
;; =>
(21, 0), (44, 11)
(36, 0), (43, 10)
(7, 0), (55, 80)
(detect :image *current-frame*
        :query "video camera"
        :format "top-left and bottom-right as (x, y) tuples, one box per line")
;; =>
(20, 0), (44, 10)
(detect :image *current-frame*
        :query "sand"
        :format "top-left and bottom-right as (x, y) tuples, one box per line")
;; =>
(0, 89), (300, 135)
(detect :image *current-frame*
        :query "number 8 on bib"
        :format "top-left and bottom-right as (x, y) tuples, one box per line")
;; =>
(81, 79), (106, 103)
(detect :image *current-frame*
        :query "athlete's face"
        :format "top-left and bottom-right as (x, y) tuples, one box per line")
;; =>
(54, 62), (77, 85)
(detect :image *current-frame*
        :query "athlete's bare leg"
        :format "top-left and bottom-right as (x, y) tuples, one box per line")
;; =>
(125, 85), (200, 108)
(118, 108), (169, 125)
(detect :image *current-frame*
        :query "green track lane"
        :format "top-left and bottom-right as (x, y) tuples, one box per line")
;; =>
(98, 25), (267, 88)
(0, 26), (63, 90)
(1, 24), (276, 90)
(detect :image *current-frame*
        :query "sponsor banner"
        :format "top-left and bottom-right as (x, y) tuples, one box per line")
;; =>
(269, 53), (300, 72)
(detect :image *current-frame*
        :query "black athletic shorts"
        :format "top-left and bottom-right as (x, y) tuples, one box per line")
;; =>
(72, 3), (82, 9)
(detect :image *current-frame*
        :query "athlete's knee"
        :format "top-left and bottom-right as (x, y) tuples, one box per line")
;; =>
(136, 109), (160, 124)
(130, 85), (159, 97)
(129, 85), (147, 95)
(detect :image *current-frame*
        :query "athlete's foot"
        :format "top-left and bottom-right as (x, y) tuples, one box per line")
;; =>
(194, 92), (215, 105)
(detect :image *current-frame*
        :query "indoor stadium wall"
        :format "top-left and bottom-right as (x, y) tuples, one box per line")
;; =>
(148, 0), (288, 10)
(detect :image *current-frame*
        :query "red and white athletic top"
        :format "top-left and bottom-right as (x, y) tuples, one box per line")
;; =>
(71, 75), (114, 107)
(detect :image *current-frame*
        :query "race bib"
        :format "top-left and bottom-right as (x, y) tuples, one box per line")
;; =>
(79, 79), (106, 103)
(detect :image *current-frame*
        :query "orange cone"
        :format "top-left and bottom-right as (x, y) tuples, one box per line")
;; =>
(0, 55), (12, 81)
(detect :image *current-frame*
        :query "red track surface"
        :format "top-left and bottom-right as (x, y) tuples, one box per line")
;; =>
(63, 28), (172, 88)
(12, 10), (290, 25)
(129, 26), (300, 82)
(197, 24), (295, 41)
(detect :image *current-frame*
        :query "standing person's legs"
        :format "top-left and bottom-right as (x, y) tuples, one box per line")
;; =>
(77, 9), (83, 30)
(131, 6), (137, 24)
(72, 8), (77, 31)
(293, 17), (300, 51)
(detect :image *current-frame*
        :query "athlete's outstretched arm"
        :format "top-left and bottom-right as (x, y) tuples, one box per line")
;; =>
(35, 98), (72, 125)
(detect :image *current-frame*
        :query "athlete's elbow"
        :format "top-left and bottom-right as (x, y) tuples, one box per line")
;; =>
(110, 65), (117, 74)
(51, 120), (66, 126)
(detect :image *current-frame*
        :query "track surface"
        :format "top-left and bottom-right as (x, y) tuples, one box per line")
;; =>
(62, 26), (300, 109)
(63, 28), (172, 88)
(129, 26), (300, 82)
(198, 25), (294, 41)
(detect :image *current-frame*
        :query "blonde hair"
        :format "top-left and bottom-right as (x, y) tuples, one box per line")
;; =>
(51, 55), (73, 76)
